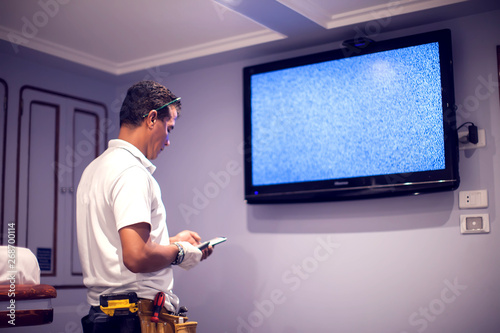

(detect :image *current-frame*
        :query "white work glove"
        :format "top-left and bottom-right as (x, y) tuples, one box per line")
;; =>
(177, 241), (202, 270)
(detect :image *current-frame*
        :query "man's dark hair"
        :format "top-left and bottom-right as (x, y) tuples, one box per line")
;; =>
(119, 80), (181, 127)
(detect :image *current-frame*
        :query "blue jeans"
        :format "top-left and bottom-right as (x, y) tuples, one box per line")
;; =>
(81, 306), (141, 333)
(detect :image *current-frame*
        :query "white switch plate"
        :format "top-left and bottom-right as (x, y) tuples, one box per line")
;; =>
(458, 129), (486, 150)
(460, 214), (490, 234)
(459, 189), (488, 209)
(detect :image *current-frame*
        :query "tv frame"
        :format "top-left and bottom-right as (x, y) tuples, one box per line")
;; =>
(243, 29), (459, 204)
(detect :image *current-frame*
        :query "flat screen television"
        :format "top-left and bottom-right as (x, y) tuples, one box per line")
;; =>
(243, 29), (459, 204)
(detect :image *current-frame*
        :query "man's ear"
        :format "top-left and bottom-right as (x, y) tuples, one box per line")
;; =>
(147, 110), (158, 127)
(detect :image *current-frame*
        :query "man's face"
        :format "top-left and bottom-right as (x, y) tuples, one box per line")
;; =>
(148, 107), (177, 160)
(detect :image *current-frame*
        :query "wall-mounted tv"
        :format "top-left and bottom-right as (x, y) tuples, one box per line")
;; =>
(243, 29), (459, 204)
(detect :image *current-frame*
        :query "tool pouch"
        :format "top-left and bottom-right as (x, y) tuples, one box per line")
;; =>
(137, 299), (197, 333)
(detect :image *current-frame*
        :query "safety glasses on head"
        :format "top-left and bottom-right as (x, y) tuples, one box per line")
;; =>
(142, 97), (181, 118)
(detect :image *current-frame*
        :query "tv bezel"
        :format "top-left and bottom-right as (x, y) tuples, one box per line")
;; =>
(243, 29), (459, 204)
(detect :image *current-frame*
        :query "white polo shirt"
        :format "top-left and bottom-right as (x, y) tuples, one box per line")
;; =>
(76, 139), (179, 312)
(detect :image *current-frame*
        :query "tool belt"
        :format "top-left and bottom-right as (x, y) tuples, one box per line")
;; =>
(91, 292), (197, 333)
(137, 299), (197, 333)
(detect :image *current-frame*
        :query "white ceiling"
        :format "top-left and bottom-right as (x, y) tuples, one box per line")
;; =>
(0, 0), (498, 77)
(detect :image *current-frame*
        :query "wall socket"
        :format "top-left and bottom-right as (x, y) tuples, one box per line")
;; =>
(458, 129), (486, 150)
(459, 189), (488, 209)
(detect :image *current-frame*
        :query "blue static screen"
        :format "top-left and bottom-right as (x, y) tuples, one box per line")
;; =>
(250, 42), (445, 186)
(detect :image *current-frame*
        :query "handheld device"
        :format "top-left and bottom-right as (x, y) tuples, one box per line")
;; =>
(197, 237), (227, 250)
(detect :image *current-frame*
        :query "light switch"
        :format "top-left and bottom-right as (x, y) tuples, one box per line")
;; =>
(460, 214), (490, 234)
(465, 216), (483, 231)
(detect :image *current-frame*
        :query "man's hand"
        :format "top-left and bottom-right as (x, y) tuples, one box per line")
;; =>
(170, 230), (213, 261)
(171, 230), (201, 245)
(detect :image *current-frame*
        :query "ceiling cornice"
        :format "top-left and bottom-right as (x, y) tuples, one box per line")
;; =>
(277, 0), (469, 29)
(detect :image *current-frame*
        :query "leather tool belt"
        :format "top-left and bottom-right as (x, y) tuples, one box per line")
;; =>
(82, 293), (197, 333)
(137, 299), (197, 333)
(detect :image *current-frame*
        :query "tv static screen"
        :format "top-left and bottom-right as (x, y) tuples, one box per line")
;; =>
(250, 42), (444, 187)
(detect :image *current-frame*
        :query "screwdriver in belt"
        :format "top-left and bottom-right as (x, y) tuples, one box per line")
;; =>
(151, 292), (166, 323)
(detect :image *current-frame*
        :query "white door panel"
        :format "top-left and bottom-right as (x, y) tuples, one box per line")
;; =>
(0, 79), (6, 245)
(18, 87), (107, 286)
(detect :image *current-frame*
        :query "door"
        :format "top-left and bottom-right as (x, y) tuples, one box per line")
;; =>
(0, 79), (6, 245)
(17, 86), (107, 286)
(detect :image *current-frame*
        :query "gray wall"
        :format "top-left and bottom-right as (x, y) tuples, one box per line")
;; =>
(1, 9), (499, 333)
(159, 10), (500, 333)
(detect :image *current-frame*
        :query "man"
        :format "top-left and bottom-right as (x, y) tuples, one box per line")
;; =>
(77, 80), (212, 332)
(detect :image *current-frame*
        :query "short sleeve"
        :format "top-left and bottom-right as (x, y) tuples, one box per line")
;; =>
(111, 166), (153, 231)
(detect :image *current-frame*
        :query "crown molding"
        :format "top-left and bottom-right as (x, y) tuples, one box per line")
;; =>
(0, 25), (285, 76)
(277, 0), (468, 29)
(113, 29), (286, 75)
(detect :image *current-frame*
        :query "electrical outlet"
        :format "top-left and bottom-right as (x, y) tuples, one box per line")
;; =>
(458, 129), (486, 150)
(459, 189), (488, 209)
